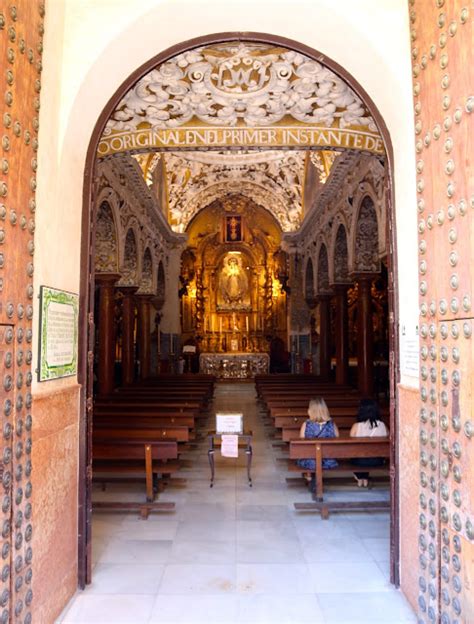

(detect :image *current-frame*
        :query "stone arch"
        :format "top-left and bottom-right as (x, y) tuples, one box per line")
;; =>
(140, 247), (154, 293)
(352, 195), (380, 273)
(332, 223), (349, 284)
(94, 200), (119, 272)
(316, 243), (330, 295)
(79, 30), (400, 591)
(120, 228), (139, 285)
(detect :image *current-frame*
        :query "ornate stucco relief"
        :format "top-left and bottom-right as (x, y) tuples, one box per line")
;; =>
(105, 43), (377, 133)
(163, 150), (305, 233)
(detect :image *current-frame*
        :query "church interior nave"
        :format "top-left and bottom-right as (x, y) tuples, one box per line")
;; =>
(58, 382), (414, 624)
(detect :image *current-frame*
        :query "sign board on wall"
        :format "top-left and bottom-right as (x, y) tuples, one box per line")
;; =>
(38, 286), (79, 381)
(216, 413), (244, 435)
(400, 324), (420, 379)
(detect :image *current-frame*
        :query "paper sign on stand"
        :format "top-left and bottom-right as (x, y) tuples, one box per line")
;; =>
(221, 434), (239, 458)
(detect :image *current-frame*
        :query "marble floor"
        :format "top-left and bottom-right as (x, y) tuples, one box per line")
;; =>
(57, 382), (416, 624)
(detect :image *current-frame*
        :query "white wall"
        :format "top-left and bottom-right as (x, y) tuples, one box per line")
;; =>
(35, 0), (419, 390)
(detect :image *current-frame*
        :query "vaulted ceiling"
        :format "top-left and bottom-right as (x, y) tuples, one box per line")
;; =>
(100, 41), (385, 237)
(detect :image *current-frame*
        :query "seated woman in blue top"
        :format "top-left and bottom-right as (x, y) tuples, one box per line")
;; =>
(297, 397), (339, 480)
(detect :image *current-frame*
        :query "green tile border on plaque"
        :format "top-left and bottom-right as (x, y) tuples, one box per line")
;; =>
(38, 285), (79, 382)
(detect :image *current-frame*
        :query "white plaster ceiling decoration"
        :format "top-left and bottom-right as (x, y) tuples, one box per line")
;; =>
(105, 43), (377, 133)
(310, 150), (340, 184)
(164, 150), (306, 233)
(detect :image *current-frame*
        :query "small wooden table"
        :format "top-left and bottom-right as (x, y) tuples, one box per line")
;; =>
(207, 431), (253, 487)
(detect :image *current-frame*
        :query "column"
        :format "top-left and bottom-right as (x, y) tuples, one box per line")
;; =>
(356, 275), (374, 397)
(334, 284), (350, 386)
(96, 273), (120, 396)
(136, 294), (152, 379)
(119, 286), (138, 386)
(318, 295), (332, 380)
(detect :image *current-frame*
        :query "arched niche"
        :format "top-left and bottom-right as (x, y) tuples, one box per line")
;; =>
(120, 228), (139, 285)
(305, 257), (315, 299)
(157, 260), (166, 300)
(316, 243), (330, 294)
(353, 195), (380, 273)
(333, 223), (349, 284)
(94, 201), (118, 272)
(140, 247), (154, 293)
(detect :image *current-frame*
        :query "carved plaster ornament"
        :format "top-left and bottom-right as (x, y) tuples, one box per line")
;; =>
(354, 196), (380, 273)
(334, 224), (349, 283)
(139, 248), (154, 293)
(105, 43), (377, 132)
(164, 150), (305, 233)
(317, 244), (331, 293)
(95, 201), (118, 272)
(118, 229), (139, 286)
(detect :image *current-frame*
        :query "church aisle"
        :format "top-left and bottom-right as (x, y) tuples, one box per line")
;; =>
(57, 383), (415, 624)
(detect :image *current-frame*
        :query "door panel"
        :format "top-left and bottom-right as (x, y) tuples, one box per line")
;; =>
(0, 2), (44, 621)
(410, 1), (473, 622)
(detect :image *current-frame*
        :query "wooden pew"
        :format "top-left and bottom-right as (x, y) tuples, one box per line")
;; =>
(93, 438), (178, 519)
(289, 437), (390, 518)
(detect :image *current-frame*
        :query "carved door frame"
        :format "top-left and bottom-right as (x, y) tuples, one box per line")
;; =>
(78, 32), (400, 587)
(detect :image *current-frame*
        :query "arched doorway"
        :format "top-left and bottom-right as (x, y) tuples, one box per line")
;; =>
(79, 33), (399, 589)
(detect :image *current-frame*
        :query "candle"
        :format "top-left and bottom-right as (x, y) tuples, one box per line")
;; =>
(246, 316), (249, 333)
(219, 317), (222, 334)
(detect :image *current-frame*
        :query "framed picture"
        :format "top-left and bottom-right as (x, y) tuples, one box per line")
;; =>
(38, 286), (79, 381)
(225, 215), (243, 242)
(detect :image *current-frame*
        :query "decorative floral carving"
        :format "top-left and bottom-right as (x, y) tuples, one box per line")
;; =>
(106, 43), (376, 133)
(94, 201), (118, 272)
(354, 196), (379, 273)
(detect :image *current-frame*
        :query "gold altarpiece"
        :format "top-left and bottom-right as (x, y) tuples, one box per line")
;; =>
(180, 195), (287, 356)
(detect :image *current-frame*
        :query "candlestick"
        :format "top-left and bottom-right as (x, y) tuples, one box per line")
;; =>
(246, 316), (249, 333)
(219, 317), (222, 334)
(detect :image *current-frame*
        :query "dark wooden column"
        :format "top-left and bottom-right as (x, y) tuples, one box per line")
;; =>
(334, 284), (350, 386)
(136, 294), (152, 379)
(355, 275), (374, 397)
(119, 286), (138, 386)
(318, 295), (332, 380)
(96, 273), (120, 396)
